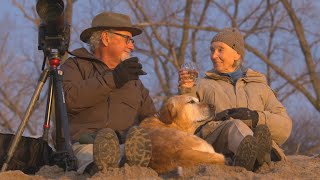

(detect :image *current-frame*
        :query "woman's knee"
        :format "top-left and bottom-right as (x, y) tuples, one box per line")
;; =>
(226, 119), (253, 136)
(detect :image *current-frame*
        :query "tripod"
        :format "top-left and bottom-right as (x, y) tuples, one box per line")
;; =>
(1, 51), (77, 172)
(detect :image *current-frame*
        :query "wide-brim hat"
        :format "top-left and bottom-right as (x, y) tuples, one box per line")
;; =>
(80, 12), (142, 43)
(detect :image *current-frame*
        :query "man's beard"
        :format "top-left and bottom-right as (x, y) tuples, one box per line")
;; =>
(119, 52), (130, 62)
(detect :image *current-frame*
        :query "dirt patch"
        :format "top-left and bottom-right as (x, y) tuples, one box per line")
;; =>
(0, 155), (319, 180)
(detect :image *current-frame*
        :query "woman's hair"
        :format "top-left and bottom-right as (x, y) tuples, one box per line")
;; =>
(233, 57), (244, 69)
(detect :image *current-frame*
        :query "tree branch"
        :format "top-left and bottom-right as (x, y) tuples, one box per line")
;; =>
(246, 43), (319, 110)
(177, 0), (193, 66)
(281, 0), (320, 105)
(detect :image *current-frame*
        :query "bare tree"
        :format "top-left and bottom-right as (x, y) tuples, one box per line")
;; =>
(126, 0), (320, 112)
(283, 110), (320, 155)
(0, 0), (75, 136)
(0, 27), (40, 135)
(280, 0), (320, 110)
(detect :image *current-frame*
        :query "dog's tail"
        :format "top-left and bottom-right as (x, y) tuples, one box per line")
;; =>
(211, 153), (226, 165)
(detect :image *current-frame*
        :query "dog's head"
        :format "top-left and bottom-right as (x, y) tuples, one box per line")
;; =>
(159, 95), (215, 133)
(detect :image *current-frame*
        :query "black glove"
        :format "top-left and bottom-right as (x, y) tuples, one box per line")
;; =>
(215, 108), (259, 127)
(113, 57), (147, 88)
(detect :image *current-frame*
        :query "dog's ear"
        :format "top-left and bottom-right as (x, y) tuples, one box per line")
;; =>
(159, 101), (177, 124)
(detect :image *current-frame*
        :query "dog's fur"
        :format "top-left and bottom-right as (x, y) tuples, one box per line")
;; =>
(140, 95), (225, 173)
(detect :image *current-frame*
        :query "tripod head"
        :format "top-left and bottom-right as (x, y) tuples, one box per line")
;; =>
(36, 0), (70, 60)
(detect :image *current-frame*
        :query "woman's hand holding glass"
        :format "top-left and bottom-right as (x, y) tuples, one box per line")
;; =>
(178, 62), (199, 89)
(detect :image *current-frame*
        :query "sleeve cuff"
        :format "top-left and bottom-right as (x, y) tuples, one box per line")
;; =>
(257, 111), (267, 126)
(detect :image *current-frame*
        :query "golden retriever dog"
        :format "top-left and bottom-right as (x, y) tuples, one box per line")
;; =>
(140, 95), (225, 173)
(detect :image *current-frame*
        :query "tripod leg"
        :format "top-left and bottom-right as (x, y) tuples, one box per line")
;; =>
(52, 69), (77, 171)
(1, 69), (50, 172)
(42, 76), (54, 142)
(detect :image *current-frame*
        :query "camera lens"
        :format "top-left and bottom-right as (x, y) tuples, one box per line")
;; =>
(36, 0), (64, 21)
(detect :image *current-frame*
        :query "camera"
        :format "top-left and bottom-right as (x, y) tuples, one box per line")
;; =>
(36, 0), (70, 57)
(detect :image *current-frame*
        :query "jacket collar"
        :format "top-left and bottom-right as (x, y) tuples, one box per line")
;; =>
(217, 68), (244, 84)
(70, 48), (111, 74)
(71, 48), (100, 61)
(205, 68), (267, 84)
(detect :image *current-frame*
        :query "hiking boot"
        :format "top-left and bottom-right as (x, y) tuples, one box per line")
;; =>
(93, 128), (120, 171)
(234, 135), (258, 171)
(125, 126), (152, 167)
(254, 125), (272, 166)
(84, 162), (99, 176)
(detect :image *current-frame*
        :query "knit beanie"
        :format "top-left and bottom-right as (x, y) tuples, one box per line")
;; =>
(211, 27), (245, 58)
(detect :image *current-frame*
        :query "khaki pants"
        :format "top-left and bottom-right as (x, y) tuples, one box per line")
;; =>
(72, 143), (93, 174)
(196, 119), (253, 155)
(197, 119), (287, 161)
(72, 143), (125, 174)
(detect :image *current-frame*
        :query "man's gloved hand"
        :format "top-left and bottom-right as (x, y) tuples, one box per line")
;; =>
(113, 57), (147, 88)
(215, 108), (259, 127)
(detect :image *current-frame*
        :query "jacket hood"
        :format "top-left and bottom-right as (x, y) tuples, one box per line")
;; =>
(70, 48), (98, 60)
(205, 68), (268, 84)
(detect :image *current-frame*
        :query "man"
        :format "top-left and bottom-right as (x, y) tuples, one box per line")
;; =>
(61, 12), (156, 174)
(178, 27), (292, 171)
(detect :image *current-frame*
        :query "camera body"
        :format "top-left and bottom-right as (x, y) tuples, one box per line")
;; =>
(37, 0), (70, 57)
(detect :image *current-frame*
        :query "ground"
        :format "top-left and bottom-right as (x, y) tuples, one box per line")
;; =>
(0, 155), (319, 180)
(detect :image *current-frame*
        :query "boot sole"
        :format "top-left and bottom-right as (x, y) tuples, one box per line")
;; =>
(125, 126), (152, 167)
(93, 128), (120, 170)
(234, 135), (258, 171)
(254, 125), (272, 165)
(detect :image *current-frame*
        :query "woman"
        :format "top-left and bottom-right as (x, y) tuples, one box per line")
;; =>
(178, 27), (292, 171)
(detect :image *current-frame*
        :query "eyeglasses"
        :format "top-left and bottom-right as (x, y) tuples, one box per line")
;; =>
(105, 31), (134, 44)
